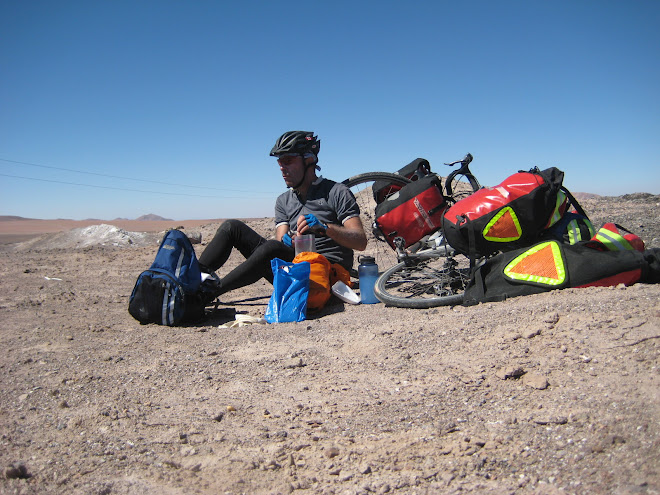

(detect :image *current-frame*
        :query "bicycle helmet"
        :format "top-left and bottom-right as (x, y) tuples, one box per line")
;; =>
(270, 131), (320, 157)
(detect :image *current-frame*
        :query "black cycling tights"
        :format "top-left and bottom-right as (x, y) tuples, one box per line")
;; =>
(197, 219), (295, 295)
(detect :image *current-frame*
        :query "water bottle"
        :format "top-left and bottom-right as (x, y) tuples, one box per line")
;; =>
(358, 255), (380, 304)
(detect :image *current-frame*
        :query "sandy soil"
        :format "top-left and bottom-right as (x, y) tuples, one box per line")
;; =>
(0, 219), (229, 245)
(1, 194), (659, 494)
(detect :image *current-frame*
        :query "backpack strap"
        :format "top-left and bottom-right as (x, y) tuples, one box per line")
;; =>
(457, 214), (479, 270)
(560, 186), (589, 219)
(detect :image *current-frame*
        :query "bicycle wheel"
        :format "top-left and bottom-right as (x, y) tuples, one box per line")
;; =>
(342, 172), (412, 272)
(374, 252), (471, 308)
(445, 173), (480, 204)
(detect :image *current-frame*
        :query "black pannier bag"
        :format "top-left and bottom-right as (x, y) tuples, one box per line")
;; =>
(463, 241), (660, 305)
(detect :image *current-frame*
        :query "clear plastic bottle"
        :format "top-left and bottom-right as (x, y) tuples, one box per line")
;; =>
(358, 255), (379, 304)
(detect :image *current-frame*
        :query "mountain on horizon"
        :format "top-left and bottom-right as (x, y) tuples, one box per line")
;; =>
(134, 214), (173, 221)
(0, 215), (38, 221)
(571, 192), (602, 200)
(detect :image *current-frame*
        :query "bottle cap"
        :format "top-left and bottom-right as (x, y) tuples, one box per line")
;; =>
(358, 255), (376, 264)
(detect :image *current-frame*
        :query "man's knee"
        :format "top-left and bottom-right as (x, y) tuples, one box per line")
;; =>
(216, 219), (245, 236)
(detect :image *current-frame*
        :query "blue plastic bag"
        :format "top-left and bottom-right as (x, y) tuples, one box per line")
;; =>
(265, 258), (310, 323)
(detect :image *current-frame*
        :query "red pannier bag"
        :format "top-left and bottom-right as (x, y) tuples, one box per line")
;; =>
(375, 174), (447, 249)
(442, 167), (567, 258)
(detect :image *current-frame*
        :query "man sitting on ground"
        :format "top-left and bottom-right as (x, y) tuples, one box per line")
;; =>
(198, 130), (367, 300)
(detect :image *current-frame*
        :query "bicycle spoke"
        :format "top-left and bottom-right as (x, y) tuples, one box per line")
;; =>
(375, 254), (471, 308)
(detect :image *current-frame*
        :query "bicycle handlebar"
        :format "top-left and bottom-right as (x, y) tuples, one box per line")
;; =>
(444, 153), (473, 167)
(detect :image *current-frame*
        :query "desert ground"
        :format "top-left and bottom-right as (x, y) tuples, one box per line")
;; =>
(1, 193), (659, 495)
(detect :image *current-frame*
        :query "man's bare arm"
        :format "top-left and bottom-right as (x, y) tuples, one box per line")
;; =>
(321, 216), (367, 251)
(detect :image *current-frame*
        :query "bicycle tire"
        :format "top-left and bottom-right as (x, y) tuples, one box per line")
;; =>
(445, 173), (480, 204)
(374, 252), (470, 308)
(342, 172), (412, 272)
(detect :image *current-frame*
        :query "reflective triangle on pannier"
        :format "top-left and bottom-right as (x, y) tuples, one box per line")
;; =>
(483, 207), (522, 242)
(503, 241), (566, 287)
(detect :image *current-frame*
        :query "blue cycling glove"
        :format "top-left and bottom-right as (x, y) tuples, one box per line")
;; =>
(281, 232), (293, 247)
(303, 214), (328, 233)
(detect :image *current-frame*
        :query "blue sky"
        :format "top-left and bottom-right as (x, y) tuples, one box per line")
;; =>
(1, 1), (659, 220)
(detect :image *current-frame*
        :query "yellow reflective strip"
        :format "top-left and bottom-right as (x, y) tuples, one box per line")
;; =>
(549, 243), (566, 285)
(549, 191), (567, 226)
(507, 272), (565, 285)
(567, 219), (580, 244)
(595, 230), (633, 251)
(587, 221), (596, 238)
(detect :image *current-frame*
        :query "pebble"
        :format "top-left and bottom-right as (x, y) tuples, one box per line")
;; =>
(325, 447), (340, 458)
(534, 416), (568, 425)
(544, 313), (560, 325)
(523, 328), (542, 339)
(186, 232), (202, 244)
(284, 357), (304, 369)
(5, 464), (30, 479)
(496, 366), (525, 380)
(523, 373), (549, 390)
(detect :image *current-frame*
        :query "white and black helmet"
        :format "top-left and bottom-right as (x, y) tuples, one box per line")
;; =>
(270, 131), (320, 157)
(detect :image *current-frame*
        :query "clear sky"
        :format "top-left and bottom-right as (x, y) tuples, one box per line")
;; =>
(1, 1), (659, 220)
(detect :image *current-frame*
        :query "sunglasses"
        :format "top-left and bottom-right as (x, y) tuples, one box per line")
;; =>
(276, 154), (301, 165)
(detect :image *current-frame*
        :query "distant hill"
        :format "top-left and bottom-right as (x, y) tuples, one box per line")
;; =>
(572, 192), (602, 200)
(1, 214), (174, 222)
(134, 214), (173, 221)
(0, 215), (37, 221)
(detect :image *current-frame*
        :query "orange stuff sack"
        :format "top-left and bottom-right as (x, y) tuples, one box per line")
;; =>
(293, 252), (331, 311)
(330, 263), (352, 288)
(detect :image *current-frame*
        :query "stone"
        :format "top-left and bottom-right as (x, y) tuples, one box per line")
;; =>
(523, 373), (549, 390)
(5, 464), (30, 479)
(495, 366), (525, 380)
(325, 447), (340, 458)
(186, 232), (202, 244)
(284, 358), (304, 369)
(523, 328), (542, 339)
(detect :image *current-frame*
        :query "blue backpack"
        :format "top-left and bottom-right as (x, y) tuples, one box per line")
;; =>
(128, 229), (205, 326)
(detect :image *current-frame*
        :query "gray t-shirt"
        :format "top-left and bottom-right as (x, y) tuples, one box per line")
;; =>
(275, 177), (360, 269)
